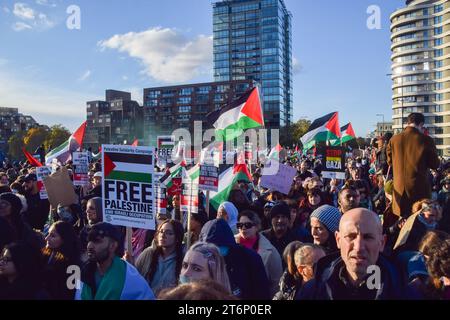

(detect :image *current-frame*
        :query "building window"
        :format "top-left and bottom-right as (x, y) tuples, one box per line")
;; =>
(179, 88), (193, 96)
(178, 106), (191, 113)
(434, 4), (443, 13)
(177, 97), (191, 104)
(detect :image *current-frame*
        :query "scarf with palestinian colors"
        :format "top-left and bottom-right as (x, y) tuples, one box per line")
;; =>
(81, 257), (126, 300)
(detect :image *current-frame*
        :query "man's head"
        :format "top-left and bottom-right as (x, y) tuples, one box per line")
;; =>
(22, 173), (37, 194)
(270, 202), (291, 237)
(338, 185), (360, 213)
(407, 113), (425, 131)
(335, 208), (386, 283)
(86, 223), (120, 263)
(92, 172), (102, 187)
(300, 160), (310, 173)
(0, 173), (9, 185)
(294, 244), (326, 283)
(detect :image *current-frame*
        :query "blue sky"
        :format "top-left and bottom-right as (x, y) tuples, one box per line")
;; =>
(0, 0), (405, 137)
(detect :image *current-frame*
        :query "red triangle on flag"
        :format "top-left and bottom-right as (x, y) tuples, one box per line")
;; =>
(240, 88), (264, 126)
(325, 112), (341, 138)
(72, 121), (87, 146)
(103, 153), (116, 177)
(131, 139), (139, 147)
(347, 123), (356, 138)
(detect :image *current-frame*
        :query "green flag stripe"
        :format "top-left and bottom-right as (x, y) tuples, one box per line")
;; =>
(215, 116), (261, 142)
(107, 171), (152, 183)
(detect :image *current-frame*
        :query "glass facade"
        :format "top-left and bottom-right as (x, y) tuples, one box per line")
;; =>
(213, 0), (293, 129)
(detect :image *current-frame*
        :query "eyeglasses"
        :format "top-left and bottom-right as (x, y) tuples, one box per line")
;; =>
(237, 222), (255, 230)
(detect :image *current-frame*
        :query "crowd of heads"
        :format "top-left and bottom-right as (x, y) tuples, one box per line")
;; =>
(0, 137), (449, 300)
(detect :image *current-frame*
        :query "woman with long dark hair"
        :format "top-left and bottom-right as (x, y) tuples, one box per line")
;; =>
(135, 220), (184, 296)
(42, 221), (81, 300)
(0, 242), (48, 300)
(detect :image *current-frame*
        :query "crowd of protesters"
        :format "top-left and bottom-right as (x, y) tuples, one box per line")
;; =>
(0, 113), (449, 300)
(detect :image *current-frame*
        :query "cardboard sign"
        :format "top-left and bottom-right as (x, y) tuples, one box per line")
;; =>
(43, 167), (78, 207)
(36, 166), (51, 200)
(199, 165), (219, 192)
(102, 145), (155, 230)
(260, 160), (297, 195)
(72, 152), (90, 186)
(318, 146), (346, 180)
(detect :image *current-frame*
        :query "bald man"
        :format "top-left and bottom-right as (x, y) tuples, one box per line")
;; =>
(296, 208), (403, 300)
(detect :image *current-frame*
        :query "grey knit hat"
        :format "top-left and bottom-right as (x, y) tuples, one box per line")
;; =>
(310, 205), (341, 234)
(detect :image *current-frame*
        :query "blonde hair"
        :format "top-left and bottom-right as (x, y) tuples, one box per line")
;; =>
(187, 242), (231, 293)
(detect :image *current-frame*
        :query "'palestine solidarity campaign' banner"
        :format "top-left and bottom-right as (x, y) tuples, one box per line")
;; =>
(102, 145), (155, 230)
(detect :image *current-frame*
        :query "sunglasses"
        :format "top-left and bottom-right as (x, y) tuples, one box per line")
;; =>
(237, 222), (255, 230)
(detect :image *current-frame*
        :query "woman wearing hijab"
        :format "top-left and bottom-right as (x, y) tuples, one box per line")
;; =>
(217, 202), (239, 235)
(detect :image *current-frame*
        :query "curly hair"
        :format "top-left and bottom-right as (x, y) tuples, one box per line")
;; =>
(426, 239), (450, 284)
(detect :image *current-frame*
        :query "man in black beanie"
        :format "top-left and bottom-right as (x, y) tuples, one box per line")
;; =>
(262, 201), (305, 258)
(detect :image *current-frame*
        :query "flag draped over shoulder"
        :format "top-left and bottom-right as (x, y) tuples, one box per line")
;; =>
(207, 87), (264, 142)
(300, 112), (341, 150)
(209, 164), (252, 210)
(45, 122), (87, 165)
(330, 123), (356, 146)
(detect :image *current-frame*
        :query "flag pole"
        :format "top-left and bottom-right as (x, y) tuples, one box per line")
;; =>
(126, 227), (133, 258)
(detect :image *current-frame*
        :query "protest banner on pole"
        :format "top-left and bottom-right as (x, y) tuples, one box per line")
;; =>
(36, 166), (51, 200)
(199, 165), (219, 192)
(72, 151), (89, 186)
(102, 145), (155, 230)
(317, 146), (346, 180)
(154, 172), (167, 215)
(260, 160), (297, 195)
(157, 136), (175, 164)
(181, 177), (198, 214)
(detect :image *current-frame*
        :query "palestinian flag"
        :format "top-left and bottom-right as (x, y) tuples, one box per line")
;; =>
(331, 123), (356, 146)
(103, 151), (153, 183)
(300, 112), (340, 151)
(22, 148), (43, 167)
(268, 143), (282, 160)
(209, 164), (252, 210)
(160, 161), (186, 188)
(207, 87), (264, 142)
(186, 164), (200, 182)
(45, 122), (87, 165)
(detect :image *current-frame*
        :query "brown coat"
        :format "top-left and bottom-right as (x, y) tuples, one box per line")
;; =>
(386, 127), (440, 217)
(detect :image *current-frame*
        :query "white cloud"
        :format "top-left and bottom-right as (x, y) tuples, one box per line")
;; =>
(293, 57), (302, 75)
(36, 0), (57, 7)
(12, 21), (32, 31)
(78, 70), (92, 81)
(98, 27), (213, 83)
(13, 3), (35, 20)
(11, 3), (55, 31)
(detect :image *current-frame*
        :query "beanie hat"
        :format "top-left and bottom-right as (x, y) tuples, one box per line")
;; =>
(0, 192), (23, 216)
(269, 201), (291, 220)
(310, 205), (341, 234)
